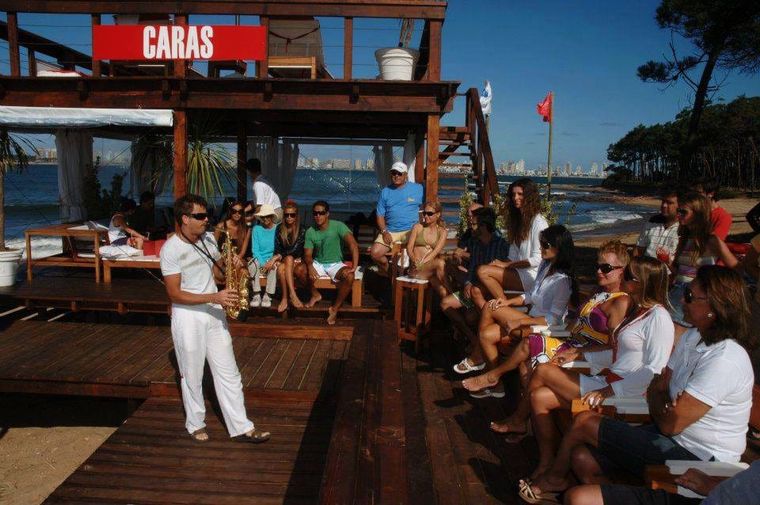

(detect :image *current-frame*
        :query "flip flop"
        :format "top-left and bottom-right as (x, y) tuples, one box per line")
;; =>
(233, 429), (271, 444)
(452, 358), (486, 374)
(517, 479), (560, 505)
(190, 428), (208, 442)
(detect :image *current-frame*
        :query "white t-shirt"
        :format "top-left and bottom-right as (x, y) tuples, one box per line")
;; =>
(522, 261), (571, 325)
(668, 328), (754, 462)
(636, 218), (680, 262)
(585, 305), (674, 397)
(160, 233), (221, 309)
(253, 176), (282, 210)
(508, 214), (549, 290)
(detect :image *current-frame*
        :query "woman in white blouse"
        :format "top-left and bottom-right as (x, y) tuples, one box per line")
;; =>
(454, 225), (577, 398)
(477, 178), (548, 300)
(524, 256), (674, 483)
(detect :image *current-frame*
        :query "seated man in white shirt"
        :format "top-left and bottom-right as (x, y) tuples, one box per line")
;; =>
(635, 186), (680, 263)
(246, 158), (283, 223)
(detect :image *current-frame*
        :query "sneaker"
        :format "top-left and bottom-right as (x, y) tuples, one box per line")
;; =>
(469, 387), (506, 399)
(250, 294), (261, 307)
(261, 294), (272, 308)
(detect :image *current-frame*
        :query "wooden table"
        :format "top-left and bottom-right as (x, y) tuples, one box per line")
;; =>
(25, 223), (108, 282)
(394, 276), (432, 350)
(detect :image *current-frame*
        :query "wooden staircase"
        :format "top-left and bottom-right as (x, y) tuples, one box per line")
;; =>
(435, 88), (499, 220)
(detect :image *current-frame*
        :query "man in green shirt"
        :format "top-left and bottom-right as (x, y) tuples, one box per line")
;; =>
(304, 200), (360, 325)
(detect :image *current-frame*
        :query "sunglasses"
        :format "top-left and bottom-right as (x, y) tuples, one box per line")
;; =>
(420, 211), (437, 217)
(676, 208), (689, 217)
(244, 210), (255, 216)
(231, 208), (243, 214)
(623, 267), (639, 282)
(313, 210), (327, 216)
(390, 171), (404, 177)
(539, 240), (553, 249)
(597, 263), (624, 274)
(189, 212), (208, 221)
(284, 212), (297, 218)
(684, 286), (708, 304)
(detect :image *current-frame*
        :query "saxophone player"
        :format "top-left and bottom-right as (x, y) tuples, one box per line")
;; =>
(160, 194), (270, 443)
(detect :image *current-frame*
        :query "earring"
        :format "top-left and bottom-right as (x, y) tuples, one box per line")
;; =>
(707, 313), (714, 318)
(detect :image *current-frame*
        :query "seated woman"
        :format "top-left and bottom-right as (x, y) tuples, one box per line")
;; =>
(518, 257), (675, 503)
(406, 201), (449, 297)
(463, 240), (631, 435)
(248, 204), (279, 308)
(108, 198), (146, 249)
(454, 224), (577, 399)
(272, 201), (307, 312)
(213, 199), (251, 260)
(526, 266), (755, 504)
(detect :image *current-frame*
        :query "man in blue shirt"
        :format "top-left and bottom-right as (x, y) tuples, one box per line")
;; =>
(370, 161), (424, 276)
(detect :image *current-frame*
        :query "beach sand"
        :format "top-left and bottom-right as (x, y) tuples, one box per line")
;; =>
(0, 187), (757, 504)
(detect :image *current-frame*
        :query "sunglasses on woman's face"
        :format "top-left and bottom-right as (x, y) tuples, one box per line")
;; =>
(597, 263), (624, 274)
(539, 240), (552, 249)
(231, 208), (243, 215)
(244, 210), (255, 216)
(623, 267), (639, 282)
(420, 211), (436, 217)
(284, 212), (297, 218)
(684, 285), (708, 304)
(676, 208), (689, 217)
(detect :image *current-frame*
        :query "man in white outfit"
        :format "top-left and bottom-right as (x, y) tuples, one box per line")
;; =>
(160, 193), (270, 443)
(246, 158), (283, 223)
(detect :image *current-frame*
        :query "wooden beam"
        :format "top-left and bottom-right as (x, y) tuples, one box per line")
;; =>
(425, 114), (440, 200)
(91, 14), (101, 77)
(0, 1), (448, 20)
(173, 110), (187, 199)
(237, 121), (247, 202)
(426, 20), (441, 81)
(6, 12), (20, 76)
(27, 48), (36, 77)
(257, 16), (269, 79)
(415, 129), (425, 183)
(343, 17), (353, 80)
(174, 14), (187, 79)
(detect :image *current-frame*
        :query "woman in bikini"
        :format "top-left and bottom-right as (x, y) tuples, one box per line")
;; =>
(405, 201), (449, 296)
(213, 199), (251, 261)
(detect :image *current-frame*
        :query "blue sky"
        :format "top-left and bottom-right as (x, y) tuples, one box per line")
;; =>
(2, 1), (759, 170)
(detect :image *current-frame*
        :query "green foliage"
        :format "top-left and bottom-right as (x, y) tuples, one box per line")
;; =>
(539, 186), (558, 226)
(0, 129), (37, 250)
(457, 188), (474, 239)
(82, 156), (127, 220)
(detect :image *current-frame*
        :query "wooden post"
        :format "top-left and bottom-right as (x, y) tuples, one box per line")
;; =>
(7, 12), (20, 76)
(546, 92), (554, 199)
(91, 14), (101, 77)
(425, 114), (440, 201)
(173, 110), (188, 199)
(415, 129), (425, 184)
(237, 122), (247, 202)
(343, 17), (353, 80)
(426, 20), (441, 81)
(257, 16), (269, 78)
(174, 14), (187, 78)
(27, 49), (37, 77)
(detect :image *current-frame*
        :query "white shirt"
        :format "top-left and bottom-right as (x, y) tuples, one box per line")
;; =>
(253, 176), (282, 210)
(636, 217), (680, 262)
(160, 232), (221, 309)
(522, 260), (571, 326)
(668, 328), (754, 462)
(508, 214), (549, 282)
(585, 305), (674, 397)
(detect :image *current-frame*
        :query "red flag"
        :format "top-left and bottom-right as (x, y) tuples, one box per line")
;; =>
(536, 92), (553, 123)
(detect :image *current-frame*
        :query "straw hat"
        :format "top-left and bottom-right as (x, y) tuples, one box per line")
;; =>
(254, 204), (276, 217)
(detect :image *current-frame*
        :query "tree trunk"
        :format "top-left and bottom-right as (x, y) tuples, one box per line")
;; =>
(0, 170), (5, 251)
(678, 50), (720, 181)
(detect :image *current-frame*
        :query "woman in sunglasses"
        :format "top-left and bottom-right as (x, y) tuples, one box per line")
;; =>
(518, 257), (674, 502)
(213, 199), (251, 260)
(406, 201), (448, 291)
(544, 266), (755, 505)
(669, 192), (737, 337)
(455, 225), (577, 398)
(467, 240), (632, 435)
(272, 201), (307, 313)
(477, 178), (548, 301)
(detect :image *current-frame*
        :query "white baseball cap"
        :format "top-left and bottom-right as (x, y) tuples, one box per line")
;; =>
(390, 161), (408, 173)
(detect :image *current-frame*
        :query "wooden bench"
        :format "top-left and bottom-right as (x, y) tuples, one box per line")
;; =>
(25, 223), (109, 282)
(258, 266), (364, 308)
(102, 255), (162, 283)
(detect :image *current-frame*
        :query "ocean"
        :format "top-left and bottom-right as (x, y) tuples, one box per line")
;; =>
(4, 165), (651, 256)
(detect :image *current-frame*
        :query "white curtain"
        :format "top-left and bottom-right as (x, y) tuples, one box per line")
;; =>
(246, 137), (299, 202)
(55, 129), (92, 222)
(402, 132), (417, 183)
(372, 142), (394, 187)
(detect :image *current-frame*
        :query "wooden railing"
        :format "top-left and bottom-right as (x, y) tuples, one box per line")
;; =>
(465, 87), (499, 204)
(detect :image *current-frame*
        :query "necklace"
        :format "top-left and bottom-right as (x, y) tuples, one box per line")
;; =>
(179, 229), (222, 270)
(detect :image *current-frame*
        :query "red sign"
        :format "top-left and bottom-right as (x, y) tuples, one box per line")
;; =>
(92, 25), (267, 61)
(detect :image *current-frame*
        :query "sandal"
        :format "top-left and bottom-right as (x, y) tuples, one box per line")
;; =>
(453, 357), (486, 374)
(190, 428), (209, 442)
(232, 429), (271, 444)
(517, 479), (560, 505)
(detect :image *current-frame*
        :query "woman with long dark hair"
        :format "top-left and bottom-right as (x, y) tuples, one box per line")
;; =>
(272, 201), (307, 312)
(213, 199), (251, 260)
(454, 225), (577, 398)
(477, 178), (548, 301)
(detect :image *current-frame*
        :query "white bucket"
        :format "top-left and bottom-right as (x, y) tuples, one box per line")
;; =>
(375, 48), (419, 81)
(0, 249), (22, 287)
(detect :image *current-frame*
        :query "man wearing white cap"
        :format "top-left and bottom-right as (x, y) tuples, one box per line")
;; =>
(370, 161), (424, 276)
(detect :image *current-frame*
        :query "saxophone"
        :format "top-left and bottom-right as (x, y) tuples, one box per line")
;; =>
(221, 229), (250, 321)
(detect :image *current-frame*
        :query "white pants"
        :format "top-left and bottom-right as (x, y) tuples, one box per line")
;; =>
(171, 304), (255, 437)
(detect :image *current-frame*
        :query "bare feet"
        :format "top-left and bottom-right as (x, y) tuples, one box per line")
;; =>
(327, 306), (338, 325)
(525, 472), (571, 496)
(277, 298), (289, 313)
(190, 428), (209, 442)
(290, 293), (304, 308)
(530, 463), (553, 482)
(462, 372), (499, 392)
(306, 292), (322, 308)
(489, 418), (529, 441)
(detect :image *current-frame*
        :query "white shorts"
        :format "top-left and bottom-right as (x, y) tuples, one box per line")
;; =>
(312, 261), (347, 282)
(579, 374), (609, 396)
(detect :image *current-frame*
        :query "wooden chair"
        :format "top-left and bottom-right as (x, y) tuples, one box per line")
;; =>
(394, 275), (432, 352)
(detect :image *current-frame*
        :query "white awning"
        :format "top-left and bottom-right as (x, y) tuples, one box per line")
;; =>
(0, 106), (173, 129)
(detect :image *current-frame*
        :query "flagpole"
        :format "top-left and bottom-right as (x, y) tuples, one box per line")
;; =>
(546, 91), (554, 200)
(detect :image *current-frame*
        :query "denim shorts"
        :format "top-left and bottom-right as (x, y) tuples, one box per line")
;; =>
(592, 417), (700, 479)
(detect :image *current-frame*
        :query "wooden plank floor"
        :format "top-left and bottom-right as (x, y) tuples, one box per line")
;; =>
(44, 397), (337, 505)
(0, 320), (348, 400)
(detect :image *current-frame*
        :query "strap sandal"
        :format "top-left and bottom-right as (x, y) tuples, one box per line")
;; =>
(233, 429), (271, 444)
(452, 357), (486, 374)
(517, 479), (560, 505)
(469, 386), (506, 399)
(190, 428), (209, 442)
